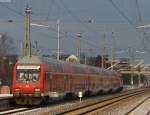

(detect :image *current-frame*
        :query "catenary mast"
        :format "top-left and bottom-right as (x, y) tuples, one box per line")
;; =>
(23, 6), (32, 57)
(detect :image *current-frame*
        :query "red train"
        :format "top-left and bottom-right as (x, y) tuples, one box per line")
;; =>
(12, 55), (123, 105)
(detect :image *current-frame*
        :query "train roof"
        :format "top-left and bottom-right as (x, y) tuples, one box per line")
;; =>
(16, 55), (119, 76)
(17, 55), (42, 65)
(41, 56), (118, 76)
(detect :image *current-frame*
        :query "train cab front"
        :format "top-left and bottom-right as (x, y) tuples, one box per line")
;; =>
(12, 64), (44, 105)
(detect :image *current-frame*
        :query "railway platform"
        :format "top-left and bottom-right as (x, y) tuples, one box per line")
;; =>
(0, 94), (13, 99)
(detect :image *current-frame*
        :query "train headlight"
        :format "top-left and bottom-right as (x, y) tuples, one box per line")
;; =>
(34, 88), (40, 92)
(34, 88), (41, 97)
(14, 88), (21, 92)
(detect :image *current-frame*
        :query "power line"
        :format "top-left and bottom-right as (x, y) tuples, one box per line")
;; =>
(58, 0), (100, 42)
(0, 2), (24, 17)
(0, 2), (101, 54)
(0, 2), (43, 21)
(108, 0), (150, 52)
(46, 0), (55, 20)
(134, 0), (150, 51)
(31, 22), (101, 49)
(135, 0), (142, 23)
(0, 2), (100, 50)
(108, 0), (133, 26)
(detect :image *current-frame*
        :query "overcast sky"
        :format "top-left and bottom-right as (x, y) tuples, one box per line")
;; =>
(0, 0), (150, 63)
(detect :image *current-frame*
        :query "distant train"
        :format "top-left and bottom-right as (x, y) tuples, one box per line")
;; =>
(12, 55), (123, 105)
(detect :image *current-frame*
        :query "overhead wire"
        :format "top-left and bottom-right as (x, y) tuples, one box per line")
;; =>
(135, 0), (150, 51)
(135, 0), (142, 23)
(0, 1), (100, 54)
(108, 0), (149, 52)
(0, 1), (125, 53)
(0, 2), (42, 21)
(0, 2), (24, 17)
(46, 0), (55, 20)
(58, 0), (101, 47)
(108, 0), (133, 26)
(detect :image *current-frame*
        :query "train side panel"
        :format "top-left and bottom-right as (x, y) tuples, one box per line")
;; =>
(12, 56), (123, 105)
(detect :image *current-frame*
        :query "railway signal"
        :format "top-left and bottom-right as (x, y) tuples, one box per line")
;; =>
(78, 91), (83, 102)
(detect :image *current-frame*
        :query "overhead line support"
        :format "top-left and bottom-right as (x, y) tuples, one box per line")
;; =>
(23, 6), (32, 57)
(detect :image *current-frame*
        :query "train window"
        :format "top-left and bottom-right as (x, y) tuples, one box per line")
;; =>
(57, 64), (63, 72)
(90, 67), (99, 74)
(74, 65), (84, 74)
(51, 63), (57, 72)
(16, 70), (40, 84)
(51, 63), (63, 73)
(45, 73), (50, 80)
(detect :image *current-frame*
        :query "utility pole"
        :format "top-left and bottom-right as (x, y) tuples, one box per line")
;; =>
(101, 33), (107, 68)
(110, 46), (114, 70)
(34, 40), (38, 55)
(110, 31), (116, 70)
(129, 47), (134, 86)
(57, 19), (60, 60)
(77, 33), (81, 62)
(101, 51), (104, 68)
(23, 6), (32, 57)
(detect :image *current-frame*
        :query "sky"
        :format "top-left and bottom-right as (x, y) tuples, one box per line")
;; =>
(0, 0), (150, 63)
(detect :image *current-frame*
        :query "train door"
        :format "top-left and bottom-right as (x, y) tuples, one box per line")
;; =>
(85, 75), (89, 91)
(45, 72), (53, 92)
(64, 75), (71, 93)
(52, 73), (63, 93)
(49, 73), (53, 91)
(45, 72), (49, 92)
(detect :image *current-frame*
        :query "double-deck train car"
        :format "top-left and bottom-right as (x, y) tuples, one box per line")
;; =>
(12, 55), (123, 105)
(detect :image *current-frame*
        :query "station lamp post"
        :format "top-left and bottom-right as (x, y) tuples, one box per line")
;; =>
(31, 20), (61, 60)
(57, 19), (60, 60)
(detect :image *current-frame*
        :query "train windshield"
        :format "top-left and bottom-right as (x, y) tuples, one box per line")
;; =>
(16, 70), (40, 84)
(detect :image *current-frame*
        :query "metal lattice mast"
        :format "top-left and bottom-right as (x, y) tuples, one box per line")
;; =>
(101, 33), (107, 68)
(23, 6), (32, 57)
(57, 19), (60, 60)
(77, 33), (81, 62)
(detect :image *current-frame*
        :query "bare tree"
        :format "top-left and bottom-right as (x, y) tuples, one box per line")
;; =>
(0, 33), (15, 58)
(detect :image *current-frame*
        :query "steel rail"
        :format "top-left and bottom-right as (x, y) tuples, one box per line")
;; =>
(56, 88), (150, 115)
(0, 107), (40, 115)
(87, 89), (150, 115)
(125, 94), (150, 115)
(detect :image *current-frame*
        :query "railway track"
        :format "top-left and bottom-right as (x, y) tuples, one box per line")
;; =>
(1, 88), (149, 115)
(54, 88), (150, 115)
(125, 93), (150, 115)
(0, 107), (41, 115)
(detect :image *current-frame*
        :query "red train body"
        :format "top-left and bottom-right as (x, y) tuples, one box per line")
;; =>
(12, 56), (123, 105)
